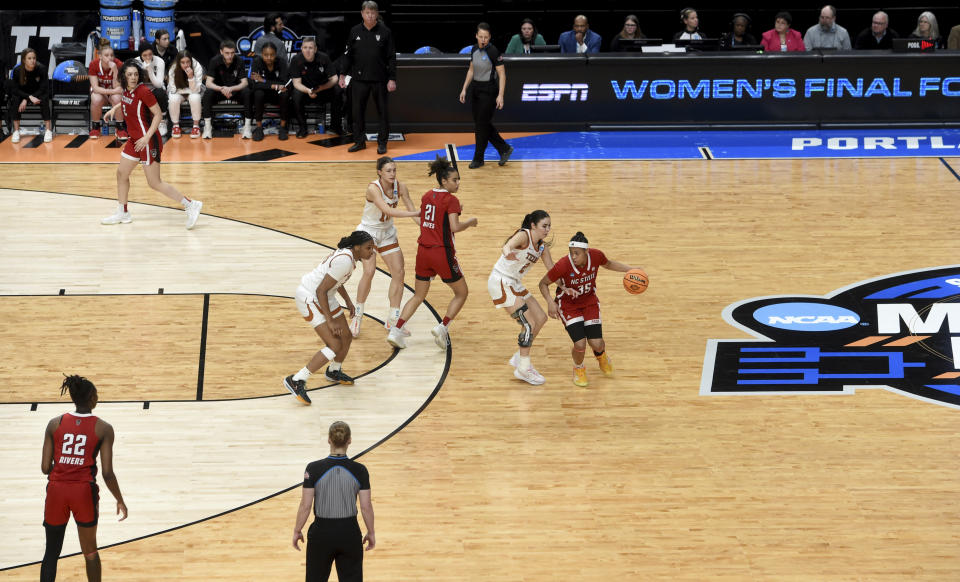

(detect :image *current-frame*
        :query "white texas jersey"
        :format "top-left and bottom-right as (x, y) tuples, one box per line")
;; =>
(359, 178), (400, 229)
(300, 248), (356, 296)
(492, 229), (544, 280)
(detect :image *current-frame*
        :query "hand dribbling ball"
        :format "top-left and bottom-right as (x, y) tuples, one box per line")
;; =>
(623, 268), (648, 295)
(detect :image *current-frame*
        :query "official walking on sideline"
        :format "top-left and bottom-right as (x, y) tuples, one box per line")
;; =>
(459, 22), (513, 169)
(293, 421), (375, 582)
(341, 0), (397, 155)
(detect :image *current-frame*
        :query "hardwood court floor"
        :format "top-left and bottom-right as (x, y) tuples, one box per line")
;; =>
(2, 154), (960, 581)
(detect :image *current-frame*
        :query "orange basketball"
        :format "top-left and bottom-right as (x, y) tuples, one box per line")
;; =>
(623, 268), (649, 295)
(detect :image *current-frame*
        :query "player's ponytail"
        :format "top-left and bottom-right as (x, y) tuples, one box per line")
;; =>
(337, 230), (374, 249)
(60, 374), (97, 407)
(570, 231), (589, 245)
(510, 210), (552, 248)
(427, 155), (455, 186)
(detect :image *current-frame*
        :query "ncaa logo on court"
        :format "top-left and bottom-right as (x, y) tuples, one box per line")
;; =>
(701, 266), (960, 410)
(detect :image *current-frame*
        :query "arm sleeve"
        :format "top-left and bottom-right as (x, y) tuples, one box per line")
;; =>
(340, 28), (354, 75)
(386, 28), (397, 80)
(357, 464), (370, 490)
(303, 463), (318, 488)
(34, 65), (49, 99)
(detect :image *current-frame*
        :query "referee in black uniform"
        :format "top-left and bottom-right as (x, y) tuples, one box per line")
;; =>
(294, 421), (375, 582)
(459, 22), (513, 169)
(340, 1), (397, 154)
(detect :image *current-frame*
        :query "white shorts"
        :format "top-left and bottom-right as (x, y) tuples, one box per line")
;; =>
(487, 271), (529, 310)
(295, 285), (344, 328)
(356, 223), (400, 256)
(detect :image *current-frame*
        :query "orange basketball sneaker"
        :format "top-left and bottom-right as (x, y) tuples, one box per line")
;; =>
(596, 352), (613, 377)
(573, 365), (588, 387)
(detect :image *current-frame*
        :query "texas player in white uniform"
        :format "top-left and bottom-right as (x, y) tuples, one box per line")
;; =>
(349, 157), (420, 337)
(284, 231), (376, 404)
(487, 210), (556, 385)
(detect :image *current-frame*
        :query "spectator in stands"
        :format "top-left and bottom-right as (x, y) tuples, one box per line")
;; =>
(674, 8), (703, 41)
(8, 47), (52, 144)
(559, 15), (601, 53)
(459, 22), (511, 169)
(135, 42), (169, 137)
(804, 5), (851, 50)
(854, 11), (898, 50)
(249, 42), (289, 141)
(720, 13), (757, 48)
(202, 39), (252, 140)
(609, 14), (645, 52)
(909, 11), (943, 48)
(167, 50), (204, 138)
(153, 29), (176, 76)
(761, 12), (804, 52)
(290, 36), (342, 138)
(505, 18), (545, 55)
(947, 23), (960, 50)
(89, 39), (125, 140)
(340, 1), (397, 154)
(253, 13), (288, 64)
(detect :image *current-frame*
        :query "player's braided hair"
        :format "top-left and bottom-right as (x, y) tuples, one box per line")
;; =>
(427, 155), (456, 186)
(60, 375), (96, 407)
(329, 421), (351, 448)
(337, 230), (374, 249)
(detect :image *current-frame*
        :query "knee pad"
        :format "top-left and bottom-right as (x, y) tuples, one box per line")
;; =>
(585, 323), (603, 340)
(511, 304), (533, 348)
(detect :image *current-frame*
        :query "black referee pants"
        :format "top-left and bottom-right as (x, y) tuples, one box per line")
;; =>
(306, 518), (363, 582)
(470, 80), (508, 162)
(350, 79), (389, 146)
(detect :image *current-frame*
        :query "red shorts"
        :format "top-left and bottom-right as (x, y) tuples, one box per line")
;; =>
(415, 244), (463, 283)
(557, 297), (601, 327)
(120, 133), (163, 165)
(44, 481), (100, 527)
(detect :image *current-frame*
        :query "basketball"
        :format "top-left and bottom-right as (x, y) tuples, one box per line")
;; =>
(623, 268), (648, 295)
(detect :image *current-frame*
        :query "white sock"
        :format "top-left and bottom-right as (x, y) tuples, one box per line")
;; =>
(204, 117), (212, 126)
(355, 302), (364, 317)
(293, 367), (311, 381)
(243, 118), (252, 130)
(518, 355), (531, 370)
(390, 307), (400, 319)
(180, 197), (190, 207)
(328, 361), (342, 372)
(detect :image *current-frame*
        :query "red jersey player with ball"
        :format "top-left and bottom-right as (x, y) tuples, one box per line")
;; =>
(100, 60), (203, 229)
(538, 231), (642, 387)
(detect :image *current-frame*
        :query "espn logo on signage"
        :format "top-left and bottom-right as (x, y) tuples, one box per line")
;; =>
(521, 83), (589, 102)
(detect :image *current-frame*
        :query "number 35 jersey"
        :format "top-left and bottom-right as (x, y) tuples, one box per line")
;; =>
(546, 248), (608, 308)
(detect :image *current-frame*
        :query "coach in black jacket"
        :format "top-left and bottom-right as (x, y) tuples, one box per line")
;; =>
(339, 1), (397, 154)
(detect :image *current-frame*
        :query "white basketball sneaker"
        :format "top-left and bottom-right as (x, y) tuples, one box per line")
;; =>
(514, 365), (545, 385)
(43, 130), (53, 143)
(431, 324), (449, 349)
(386, 326), (407, 349)
(184, 199), (203, 229)
(202, 123), (213, 139)
(101, 208), (132, 225)
(11, 130), (20, 144)
(349, 313), (363, 337)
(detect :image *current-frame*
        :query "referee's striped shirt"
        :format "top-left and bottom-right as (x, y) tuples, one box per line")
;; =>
(303, 455), (370, 518)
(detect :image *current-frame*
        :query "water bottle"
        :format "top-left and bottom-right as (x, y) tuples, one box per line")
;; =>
(316, 123), (325, 135)
(132, 10), (143, 45)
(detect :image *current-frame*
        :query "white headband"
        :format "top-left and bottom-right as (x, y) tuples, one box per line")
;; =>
(568, 241), (588, 249)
